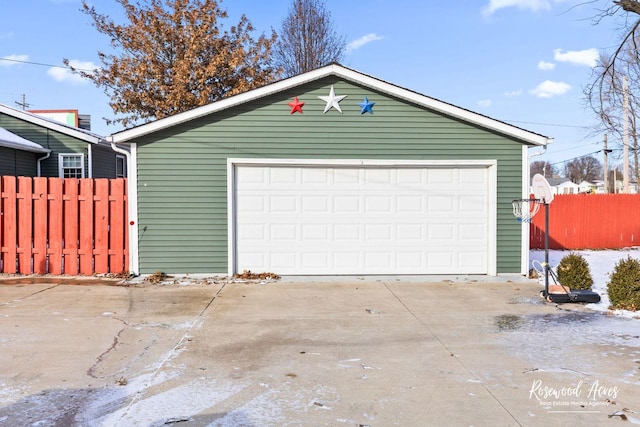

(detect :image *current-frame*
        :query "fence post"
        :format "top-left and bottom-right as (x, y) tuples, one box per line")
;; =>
(94, 179), (109, 273)
(1, 176), (18, 273)
(78, 179), (94, 275)
(109, 179), (126, 274)
(33, 178), (48, 274)
(17, 177), (33, 274)
(63, 179), (79, 275)
(48, 178), (64, 274)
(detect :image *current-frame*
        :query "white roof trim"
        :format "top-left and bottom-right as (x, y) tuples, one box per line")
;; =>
(0, 127), (50, 154)
(0, 103), (104, 144)
(111, 63), (551, 146)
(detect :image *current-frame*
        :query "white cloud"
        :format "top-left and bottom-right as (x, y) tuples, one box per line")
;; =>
(553, 48), (599, 67)
(529, 80), (571, 98)
(346, 33), (385, 53)
(0, 54), (28, 67)
(477, 99), (492, 108)
(504, 89), (523, 96)
(0, 32), (14, 40)
(538, 60), (555, 71)
(483, 0), (551, 15)
(47, 59), (97, 84)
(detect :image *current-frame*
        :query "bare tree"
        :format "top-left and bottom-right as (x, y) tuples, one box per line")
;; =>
(530, 160), (559, 179)
(585, 1), (640, 181)
(273, 0), (346, 77)
(585, 44), (640, 182)
(564, 156), (603, 184)
(65, 0), (277, 128)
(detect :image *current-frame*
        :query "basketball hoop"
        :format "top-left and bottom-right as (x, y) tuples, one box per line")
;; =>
(512, 198), (541, 223)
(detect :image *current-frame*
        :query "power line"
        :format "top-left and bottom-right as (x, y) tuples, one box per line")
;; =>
(504, 119), (589, 129)
(0, 56), (95, 72)
(546, 150), (609, 167)
(547, 141), (600, 154)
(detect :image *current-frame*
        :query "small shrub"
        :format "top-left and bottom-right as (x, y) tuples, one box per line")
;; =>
(556, 253), (593, 290)
(607, 256), (640, 311)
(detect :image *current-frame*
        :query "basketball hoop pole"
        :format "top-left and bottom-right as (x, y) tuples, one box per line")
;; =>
(543, 199), (550, 297)
(529, 173), (554, 298)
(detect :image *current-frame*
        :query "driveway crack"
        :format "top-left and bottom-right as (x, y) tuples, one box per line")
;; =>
(111, 281), (228, 426)
(382, 281), (523, 427)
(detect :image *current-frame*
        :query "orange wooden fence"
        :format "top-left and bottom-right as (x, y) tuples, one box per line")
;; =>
(0, 176), (128, 275)
(530, 194), (640, 249)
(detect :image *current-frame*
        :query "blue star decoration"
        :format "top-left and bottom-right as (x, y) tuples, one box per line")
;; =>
(359, 97), (375, 115)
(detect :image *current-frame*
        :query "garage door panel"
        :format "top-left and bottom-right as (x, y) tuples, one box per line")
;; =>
(334, 224), (360, 240)
(459, 223), (487, 240)
(302, 224), (329, 240)
(270, 224), (297, 240)
(239, 224), (265, 240)
(234, 165), (489, 275)
(302, 196), (329, 212)
(397, 252), (423, 268)
(397, 224), (424, 240)
(334, 252), (360, 268)
(302, 252), (328, 269)
(460, 168), (487, 185)
(270, 167), (297, 184)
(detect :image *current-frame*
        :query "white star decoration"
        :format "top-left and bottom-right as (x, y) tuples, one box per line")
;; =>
(318, 85), (347, 114)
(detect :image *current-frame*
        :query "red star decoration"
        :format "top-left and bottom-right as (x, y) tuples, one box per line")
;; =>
(287, 97), (305, 114)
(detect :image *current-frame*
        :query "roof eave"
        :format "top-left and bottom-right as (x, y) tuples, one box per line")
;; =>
(0, 104), (105, 144)
(0, 140), (51, 154)
(111, 63), (551, 146)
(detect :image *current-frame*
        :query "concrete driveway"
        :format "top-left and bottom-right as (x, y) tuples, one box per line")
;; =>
(0, 275), (638, 426)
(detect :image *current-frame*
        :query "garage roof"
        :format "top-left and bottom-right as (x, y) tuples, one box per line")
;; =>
(110, 63), (552, 146)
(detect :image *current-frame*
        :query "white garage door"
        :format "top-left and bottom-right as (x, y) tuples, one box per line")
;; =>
(233, 165), (490, 275)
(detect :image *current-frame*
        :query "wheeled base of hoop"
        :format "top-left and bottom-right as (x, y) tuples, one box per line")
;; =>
(540, 290), (601, 304)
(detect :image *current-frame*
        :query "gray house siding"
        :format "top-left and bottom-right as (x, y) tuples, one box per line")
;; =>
(132, 78), (528, 274)
(91, 143), (121, 178)
(0, 147), (39, 176)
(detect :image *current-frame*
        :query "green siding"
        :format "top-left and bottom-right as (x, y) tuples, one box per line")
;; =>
(0, 113), (90, 177)
(134, 78), (528, 274)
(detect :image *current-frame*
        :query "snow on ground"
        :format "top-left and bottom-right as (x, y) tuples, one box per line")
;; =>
(530, 248), (640, 320)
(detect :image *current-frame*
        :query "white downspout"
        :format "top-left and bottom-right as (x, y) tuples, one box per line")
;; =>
(36, 152), (51, 177)
(522, 140), (551, 275)
(87, 144), (92, 178)
(110, 138), (139, 275)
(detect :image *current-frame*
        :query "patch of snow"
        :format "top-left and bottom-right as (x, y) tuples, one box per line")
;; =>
(94, 378), (245, 427)
(208, 388), (285, 426)
(530, 248), (640, 319)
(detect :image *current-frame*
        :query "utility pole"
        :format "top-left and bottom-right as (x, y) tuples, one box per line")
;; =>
(14, 93), (29, 110)
(604, 134), (609, 194)
(623, 75), (630, 193)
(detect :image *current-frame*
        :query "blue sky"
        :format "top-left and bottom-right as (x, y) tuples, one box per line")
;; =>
(0, 0), (628, 166)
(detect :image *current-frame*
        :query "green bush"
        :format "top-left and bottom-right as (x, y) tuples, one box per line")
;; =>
(607, 256), (640, 311)
(556, 253), (593, 290)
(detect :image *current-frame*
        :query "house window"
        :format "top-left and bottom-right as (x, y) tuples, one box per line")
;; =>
(116, 154), (127, 178)
(59, 154), (84, 178)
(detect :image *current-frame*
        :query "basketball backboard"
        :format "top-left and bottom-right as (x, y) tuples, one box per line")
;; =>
(532, 173), (554, 204)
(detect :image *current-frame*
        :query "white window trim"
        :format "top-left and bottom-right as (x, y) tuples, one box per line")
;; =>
(58, 153), (85, 178)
